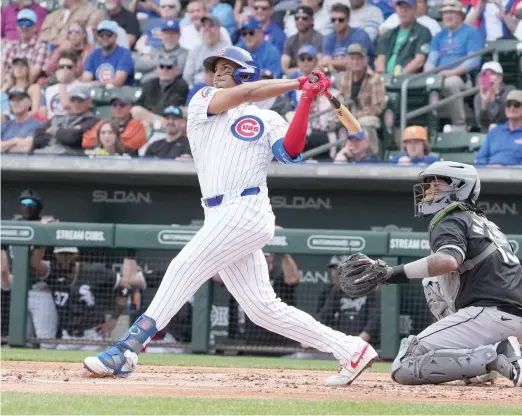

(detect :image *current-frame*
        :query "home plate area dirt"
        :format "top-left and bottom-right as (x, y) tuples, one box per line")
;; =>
(1, 361), (519, 405)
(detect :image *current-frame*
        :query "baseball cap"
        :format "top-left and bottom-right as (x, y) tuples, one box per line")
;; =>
(481, 61), (503, 75)
(7, 88), (30, 99)
(440, 0), (466, 14)
(12, 56), (29, 66)
(68, 84), (91, 100)
(164, 106), (184, 117)
(160, 19), (180, 31)
(347, 43), (367, 56)
(53, 247), (79, 254)
(396, 0), (415, 7)
(201, 14), (221, 26)
(110, 89), (135, 105)
(294, 6), (314, 17)
(297, 44), (318, 58)
(17, 9), (37, 25)
(97, 20), (119, 34)
(403, 125), (428, 142)
(158, 53), (177, 66)
(506, 90), (522, 104)
(241, 17), (262, 31)
(20, 189), (42, 205)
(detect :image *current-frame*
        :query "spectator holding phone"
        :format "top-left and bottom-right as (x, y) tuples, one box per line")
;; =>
(473, 61), (516, 132)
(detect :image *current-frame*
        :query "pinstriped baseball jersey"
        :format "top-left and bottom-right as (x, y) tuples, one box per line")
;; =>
(187, 86), (290, 199)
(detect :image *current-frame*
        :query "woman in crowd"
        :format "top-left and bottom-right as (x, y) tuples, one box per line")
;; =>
(2, 57), (41, 116)
(85, 120), (137, 157)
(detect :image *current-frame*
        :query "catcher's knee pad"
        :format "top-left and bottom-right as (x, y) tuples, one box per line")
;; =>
(392, 342), (498, 385)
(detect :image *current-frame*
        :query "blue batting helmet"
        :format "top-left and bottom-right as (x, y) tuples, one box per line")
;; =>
(203, 46), (260, 85)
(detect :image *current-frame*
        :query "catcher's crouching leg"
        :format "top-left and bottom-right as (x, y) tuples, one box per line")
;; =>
(390, 335), (508, 385)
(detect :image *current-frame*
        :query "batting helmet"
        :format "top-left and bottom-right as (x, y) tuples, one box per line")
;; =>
(203, 46), (260, 85)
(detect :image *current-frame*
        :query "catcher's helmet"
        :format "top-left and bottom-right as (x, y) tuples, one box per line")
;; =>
(413, 161), (481, 217)
(203, 46), (260, 85)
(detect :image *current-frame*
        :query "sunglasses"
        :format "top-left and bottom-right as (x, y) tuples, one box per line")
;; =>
(68, 29), (82, 34)
(20, 198), (38, 206)
(506, 101), (522, 108)
(295, 15), (310, 21)
(161, 4), (176, 8)
(70, 97), (87, 102)
(241, 30), (256, 37)
(331, 18), (346, 23)
(17, 20), (34, 27)
(111, 101), (129, 108)
(159, 64), (174, 70)
(299, 56), (315, 62)
(97, 31), (115, 38)
(58, 64), (74, 70)
(254, 6), (269, 10)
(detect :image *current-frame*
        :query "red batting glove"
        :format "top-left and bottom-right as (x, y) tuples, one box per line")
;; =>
(297, 76), (308, 90)
(301, 77), (331, 100)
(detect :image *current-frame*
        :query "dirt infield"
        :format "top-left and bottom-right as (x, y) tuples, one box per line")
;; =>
(1, 361), (519, 405)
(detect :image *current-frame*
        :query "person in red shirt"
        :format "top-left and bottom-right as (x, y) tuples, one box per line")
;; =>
(1, 0), (47, 41)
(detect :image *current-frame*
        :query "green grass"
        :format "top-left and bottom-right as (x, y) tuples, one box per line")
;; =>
(1, 348), (390, 372)
(2, 393), (521, 415)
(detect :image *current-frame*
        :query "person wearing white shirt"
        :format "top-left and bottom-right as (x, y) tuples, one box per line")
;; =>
(349, 0), (384, 42)
(380, 0), (441, 36)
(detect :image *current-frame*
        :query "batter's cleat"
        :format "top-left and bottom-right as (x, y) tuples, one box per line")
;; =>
(496, 336), (522, 387)
(324, 342), (379, 386)
(83, 314), (158, 377)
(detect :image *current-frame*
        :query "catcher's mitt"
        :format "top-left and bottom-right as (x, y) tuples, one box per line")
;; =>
(339, 253), (391, 297)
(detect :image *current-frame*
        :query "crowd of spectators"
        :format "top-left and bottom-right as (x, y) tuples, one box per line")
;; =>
(1, 0), (521, 165)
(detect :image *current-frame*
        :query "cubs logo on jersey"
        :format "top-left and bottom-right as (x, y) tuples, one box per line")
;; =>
(231, 115), (264, 141)
(96, 63), (115, 82)
(200, 87), (214, 98)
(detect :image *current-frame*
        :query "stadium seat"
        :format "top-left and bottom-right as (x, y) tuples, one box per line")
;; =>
(105, 86), (143, 103)
(139, 18), (163, 33)
(90, 87), (110, 105)
(431, 132), (485, 153)
(439, 152), (478, 164)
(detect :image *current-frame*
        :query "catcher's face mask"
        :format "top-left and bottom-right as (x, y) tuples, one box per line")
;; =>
(413, 175), (456, 217)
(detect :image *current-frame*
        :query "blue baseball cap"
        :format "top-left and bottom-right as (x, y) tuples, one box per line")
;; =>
(160, 19), (180, 31)
(396, 0), (416, 7)
(241, 17), (262, 31)
(17, 9), (37, 25)
(297, 45), (318, 58)
(164, 106), (184, 118)
(97, 20), (119, 34)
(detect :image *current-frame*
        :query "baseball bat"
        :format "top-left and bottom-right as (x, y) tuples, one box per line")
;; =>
(308, 74), (362, 134)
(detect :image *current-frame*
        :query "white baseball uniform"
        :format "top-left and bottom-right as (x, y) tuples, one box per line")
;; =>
(144, 86), (365, 361)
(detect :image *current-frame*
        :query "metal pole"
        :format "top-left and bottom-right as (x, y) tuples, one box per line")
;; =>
(301, 136), (349, 160)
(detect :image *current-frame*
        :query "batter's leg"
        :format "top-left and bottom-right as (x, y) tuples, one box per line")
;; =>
(219, 250), (378, 386)
(391, 306), (522, 386)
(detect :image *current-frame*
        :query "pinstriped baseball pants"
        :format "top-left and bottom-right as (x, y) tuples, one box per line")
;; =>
(145, 188), (364, 361)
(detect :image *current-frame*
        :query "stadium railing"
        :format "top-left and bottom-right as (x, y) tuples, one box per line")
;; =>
(2, 220), (521, 360)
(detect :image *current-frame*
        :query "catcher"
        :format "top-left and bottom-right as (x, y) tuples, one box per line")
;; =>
(339, 161), (522, 387)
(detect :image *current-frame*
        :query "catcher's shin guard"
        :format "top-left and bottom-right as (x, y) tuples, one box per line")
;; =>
(84, 315), (158, 377)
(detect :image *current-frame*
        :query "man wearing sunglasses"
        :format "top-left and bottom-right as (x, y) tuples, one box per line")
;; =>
(1, 0), (47, 41)
(203, 0), (237, 38)
(81, 20), (134, 87)
(475, 89), (522, 166)
(1, 9), (50, 84)
(235, 17), (282, 78)
(249, 0), (286, 54)
(285, 0), (330, 37)
(282, 6), (323, 75)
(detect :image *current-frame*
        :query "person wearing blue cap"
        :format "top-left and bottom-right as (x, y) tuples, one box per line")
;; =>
(81, 20), (135, 87)
(235, 17), (282, 78)
(104, 0), (141, 48)
(1, 8), (51, 83)
(1, 0), (48, 41)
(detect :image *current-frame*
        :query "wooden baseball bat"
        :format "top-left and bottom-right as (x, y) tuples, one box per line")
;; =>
(308, 75), (362, 134)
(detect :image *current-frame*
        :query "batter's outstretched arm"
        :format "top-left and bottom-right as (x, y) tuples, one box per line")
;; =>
(208, 79), (300, 114)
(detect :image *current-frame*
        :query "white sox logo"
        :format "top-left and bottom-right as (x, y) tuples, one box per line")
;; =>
(96, 63), (115, 82)
(231, 115), (264, 141)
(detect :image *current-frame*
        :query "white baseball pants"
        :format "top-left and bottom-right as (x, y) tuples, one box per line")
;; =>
(145, 187), (364, 361)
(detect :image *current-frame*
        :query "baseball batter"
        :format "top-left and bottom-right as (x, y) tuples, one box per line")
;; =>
(339, 162), (522, 387)
(84, 46), (377, 385)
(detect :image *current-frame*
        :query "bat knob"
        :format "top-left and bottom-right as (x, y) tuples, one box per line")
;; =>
(308, 74), (319, 83)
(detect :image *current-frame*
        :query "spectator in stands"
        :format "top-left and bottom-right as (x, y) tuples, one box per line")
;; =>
(38, 0), (104, 48)
(1, 93), (10, 121)
(32, 84), (98, 155)
(334, 129), (380, 162)
(391, 125), (439, 165)
(425, 0), (485, 132)
(81, 21), (135, 87)
(465, 0), (521, 41)
(1, 0), (47, 41)
(375, 0), (432, 75)
(320, 4), (374, 71)
(318, 255), (381, 345)
(85, 120), (137, 157)
(475, 89), (522, 166)
(183, 15), (233, 86)
(180, 0), (232, 50)
(83, 91), (147, 152)
(134, 54), (189, 124)
(42, 52), (81, 121)
(236, 17), (282, 77)
(185, 68), (214, 106)
(285, 0), (330, 37)
(1, 89), (43, 154)
(203, 0), (237, 38)
(1, 10), (51, 84)
(473, 61), (516, 133)
(369, 0), (396, 20)
(46, 23), (95, 76)
(87, 11), (130, 50)
(349, 0), (384, 42)
(337, 44), (385, 155)
(380, 0), (441, 37)
(250, 0), (286, 53)
(129, 0), (162, 19)
(2, 57), (42, 116)
(281, 6), (323, 75)
(104, 0), (141, 49)
(144, 106), (192, 158)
